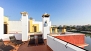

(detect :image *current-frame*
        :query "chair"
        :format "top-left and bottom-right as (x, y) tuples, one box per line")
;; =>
(0, 39), (15, 51)
(28, 35), (35, 46)
(9, 36), (24, 46)
(0, 49), (3, 51)
(37, 35), (45, 45)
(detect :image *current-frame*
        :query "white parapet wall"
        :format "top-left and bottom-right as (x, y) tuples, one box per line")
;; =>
(0, 7), (4, 39)
(2, 34), (22, 41)
(8, 21), (22, 33)
(47, 35), (87, 51)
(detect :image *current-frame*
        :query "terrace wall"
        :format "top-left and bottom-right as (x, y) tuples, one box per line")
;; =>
(47, 35), (87, 51)
(2, 34), (22, 41)
(8, 21), (22, 33)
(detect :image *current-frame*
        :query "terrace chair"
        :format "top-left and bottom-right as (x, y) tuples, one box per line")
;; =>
(37, 35), (45, 45)
(0, 39), (15, 51)
(9, 36), (24, 46)
(0, 49), (3, 51)
(28, 35), (35, 47)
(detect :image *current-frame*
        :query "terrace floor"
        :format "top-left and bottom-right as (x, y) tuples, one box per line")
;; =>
(4, 40), (53, 51)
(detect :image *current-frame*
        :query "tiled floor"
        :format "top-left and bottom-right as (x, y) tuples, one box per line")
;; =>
(4, 40), (52, 51)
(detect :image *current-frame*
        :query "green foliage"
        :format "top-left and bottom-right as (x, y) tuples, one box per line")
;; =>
(58, 25), (91, 32)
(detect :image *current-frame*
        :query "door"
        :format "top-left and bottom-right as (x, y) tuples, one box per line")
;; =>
(52, 28), (55, 33)
(34, 26), (37, 32)
(4, 24), (7, 34)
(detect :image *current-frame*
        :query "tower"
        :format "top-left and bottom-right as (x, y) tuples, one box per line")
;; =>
(0, 7), (4, 39)
(42, 13), (51, 39)
(21, 11), (28, 41)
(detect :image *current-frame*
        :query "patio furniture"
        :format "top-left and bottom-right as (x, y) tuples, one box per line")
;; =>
(28, 35), (36, 46)
(9, 36), (24, 46)
(0, 39), (15, 51)
(0, 49), (3, 51)
(37, 35), (45, 45)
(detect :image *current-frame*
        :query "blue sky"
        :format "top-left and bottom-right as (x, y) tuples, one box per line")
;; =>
(0, 0), (91, 25)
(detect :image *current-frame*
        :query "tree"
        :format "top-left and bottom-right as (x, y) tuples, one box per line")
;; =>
(57, 25), (62, 29)
(81, 26), (86, 31)
(88, 26), (91, 31)
(71, 26), (76, 29)
(66, 26), (71, 30)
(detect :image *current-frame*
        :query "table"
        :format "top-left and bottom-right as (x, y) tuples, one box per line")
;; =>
(28, 34), (42, 45)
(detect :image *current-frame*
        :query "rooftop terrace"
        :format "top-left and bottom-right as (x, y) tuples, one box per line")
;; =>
(4, 40), (52, 51)
(2, 33), (88, 51)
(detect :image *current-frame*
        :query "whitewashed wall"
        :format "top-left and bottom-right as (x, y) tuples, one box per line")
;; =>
(8, 21), (22, 33)
(47, 35), (87, 51)
(33, 21), (42, 32)
(28, 20), (30, 32)
(2, 34), (22, 41)
(49, 21), (51, 27)
(43, 17), (51, 39)
(21, 13), (28, 41)
(0, 7), (4, 39)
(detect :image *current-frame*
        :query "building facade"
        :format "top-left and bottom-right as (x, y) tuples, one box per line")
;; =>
(4, 14), (58, 34)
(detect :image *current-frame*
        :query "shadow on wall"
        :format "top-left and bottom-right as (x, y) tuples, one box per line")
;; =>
(2, 34), (22, 41)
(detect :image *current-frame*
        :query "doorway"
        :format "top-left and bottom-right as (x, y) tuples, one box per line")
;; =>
(4, 24), (7, 34)
(52, 28), (55, 33)
(34, 26), (37, 32)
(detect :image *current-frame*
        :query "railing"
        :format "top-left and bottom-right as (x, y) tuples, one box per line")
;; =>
(47, 35), (88, 51)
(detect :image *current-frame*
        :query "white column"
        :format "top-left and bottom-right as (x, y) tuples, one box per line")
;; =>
(0, 7), (4, 39)
(43, 17), (50, 39)
(21, 12), (28, 41)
